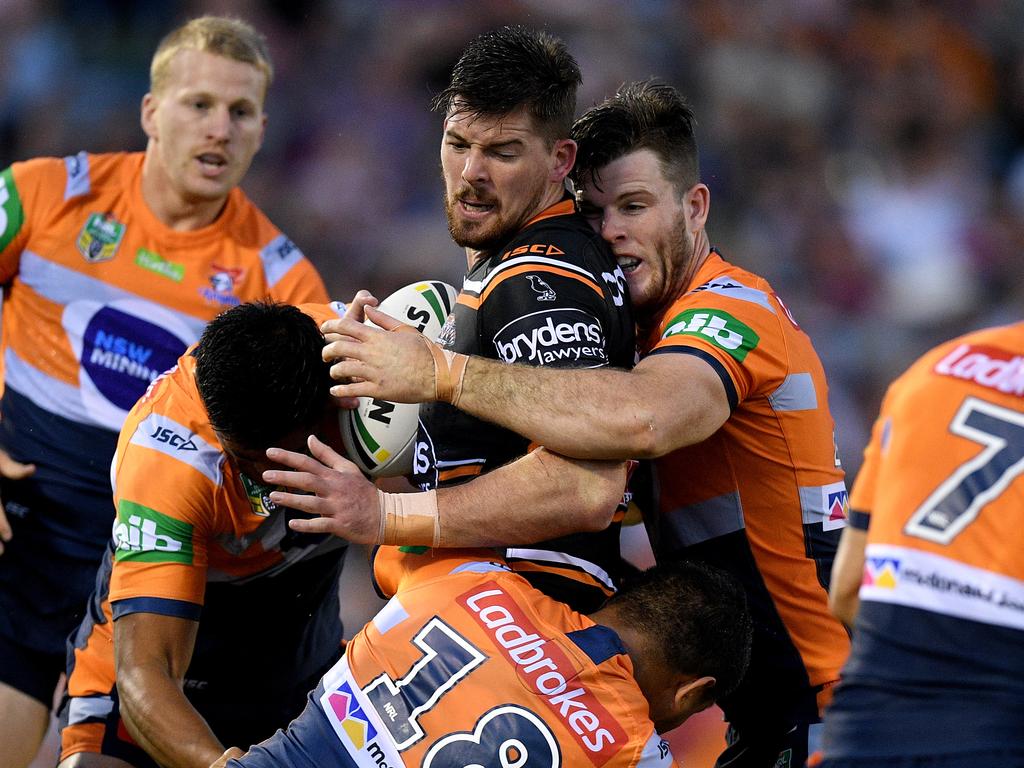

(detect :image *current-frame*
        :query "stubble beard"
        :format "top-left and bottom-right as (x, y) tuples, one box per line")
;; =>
(637, 213), (697, 332)
(443, 182), (549, 255)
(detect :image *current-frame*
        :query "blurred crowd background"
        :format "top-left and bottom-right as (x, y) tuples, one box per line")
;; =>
(3, 0), (1023, 479)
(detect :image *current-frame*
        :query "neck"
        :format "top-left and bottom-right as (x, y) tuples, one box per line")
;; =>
(141, 146), (228, 231)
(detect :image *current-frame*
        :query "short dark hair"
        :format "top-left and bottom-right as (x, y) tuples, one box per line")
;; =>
(194, 301), (331, 448)
(431, 25), (581, 142)
(572, 79), (699, 194)
(608, 559), (752, 702)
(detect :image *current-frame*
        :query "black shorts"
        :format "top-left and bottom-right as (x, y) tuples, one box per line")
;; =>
(715, 720), (823, 768)
(819, 753), (1024, 768)
(0, 485), (106, 704)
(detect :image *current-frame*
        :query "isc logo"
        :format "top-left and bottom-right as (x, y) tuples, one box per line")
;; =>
(149, 425), (198, 451)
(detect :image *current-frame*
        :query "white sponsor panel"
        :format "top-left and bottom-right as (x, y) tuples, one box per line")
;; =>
(860, 544), (1024, 631)
(319, 656), (406, 768)
(130, 413), (224, 485)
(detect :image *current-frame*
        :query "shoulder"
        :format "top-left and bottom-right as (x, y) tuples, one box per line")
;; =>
(500, 209), (613, 270)
(118, 357), (224, 485)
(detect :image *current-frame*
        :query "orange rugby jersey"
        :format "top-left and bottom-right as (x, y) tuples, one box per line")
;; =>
(824, 322), (1024, 757)
(63, 304), (347, 721)
(642, 250), (848, 717)
(0, 151), (327, 551)
(234, 547), (676, 768)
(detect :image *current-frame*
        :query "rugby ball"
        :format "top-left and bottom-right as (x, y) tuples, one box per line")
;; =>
(339, 281), (457, 477)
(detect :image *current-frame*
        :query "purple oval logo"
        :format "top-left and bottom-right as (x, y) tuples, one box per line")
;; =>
(82, 306), (187, 411)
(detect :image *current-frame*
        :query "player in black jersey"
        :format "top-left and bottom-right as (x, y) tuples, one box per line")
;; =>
(263, 27), (634, 613)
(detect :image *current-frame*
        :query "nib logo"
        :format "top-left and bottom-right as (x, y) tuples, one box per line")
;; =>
(113, 501), (194, 564)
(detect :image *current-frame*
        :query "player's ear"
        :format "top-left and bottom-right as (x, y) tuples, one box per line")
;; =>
(683, 182), (710, 234)
(550, 138), (576, 184)
(674, 675), (715, 715)
(257, 112), (268, 150)
(141, 93), (158, 140)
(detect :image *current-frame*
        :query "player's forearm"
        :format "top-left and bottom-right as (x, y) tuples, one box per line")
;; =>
(829, 526), (868, 628)
(119, 666), (224, 768)
(436, 449), (627, 546)
(458, 358), (659, 459)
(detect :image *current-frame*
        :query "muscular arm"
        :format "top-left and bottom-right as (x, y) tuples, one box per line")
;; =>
(457, 352), (729, 459)
(829, 525), (868, 628)
(265, 437), (627, 546)
(115, 612), (224, 768)
(324, 311), (730, 460)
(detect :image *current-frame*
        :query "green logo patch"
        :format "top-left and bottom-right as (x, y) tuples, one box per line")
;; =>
(77, 212), (125, 263)
(0, 168), (25, 253)
(662, 308), (759, 362)
(240, 473), (278, 517)
(135, 247), (184, 282)
(114, 500), (194, 564)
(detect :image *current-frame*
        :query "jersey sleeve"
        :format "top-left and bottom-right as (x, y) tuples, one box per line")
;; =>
(372, 546), (509, 598)
(0, 158), (54, 283)
(108, 406), (225, 621)
(647, 281), (788, 408)
(477, 240), (616, 370)
(261, 235), (329, 304)
(847, 401), (893, 532)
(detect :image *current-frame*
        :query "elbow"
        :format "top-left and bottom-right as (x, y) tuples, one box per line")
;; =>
(623, 409), (667, 460)
(626, 409), (712, 460)
(574, 462), (628, 532)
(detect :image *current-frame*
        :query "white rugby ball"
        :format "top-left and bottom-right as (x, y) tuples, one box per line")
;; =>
(339, 280), (457, 477)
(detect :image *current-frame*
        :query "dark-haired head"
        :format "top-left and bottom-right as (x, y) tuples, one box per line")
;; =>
(432, 25), (581, 143)
(573, 79), (699, 195)
(194, 301), (331, 455)
(597, 559), (752, 731)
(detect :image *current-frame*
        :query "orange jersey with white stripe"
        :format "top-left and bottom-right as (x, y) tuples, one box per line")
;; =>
(642, 250), (848, 724)
(232, 547), (676, 768)
(64, 304), (346, 712)
(0, 151), (327, 552)
(824, 322), (1024, 757)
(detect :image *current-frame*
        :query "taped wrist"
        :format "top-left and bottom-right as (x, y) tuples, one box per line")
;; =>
(377, 489), (441, 547)
(394, 326), (468, 406)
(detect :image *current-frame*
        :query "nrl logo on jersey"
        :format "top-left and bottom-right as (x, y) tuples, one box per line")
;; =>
(240, 472), (279, 517)
(77, 212), (125, 263)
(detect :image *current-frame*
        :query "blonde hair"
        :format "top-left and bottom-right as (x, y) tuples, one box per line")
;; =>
(150, 16), (273, 99)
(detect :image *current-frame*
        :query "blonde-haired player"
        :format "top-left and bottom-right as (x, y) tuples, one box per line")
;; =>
(0, 16), (326, 767)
